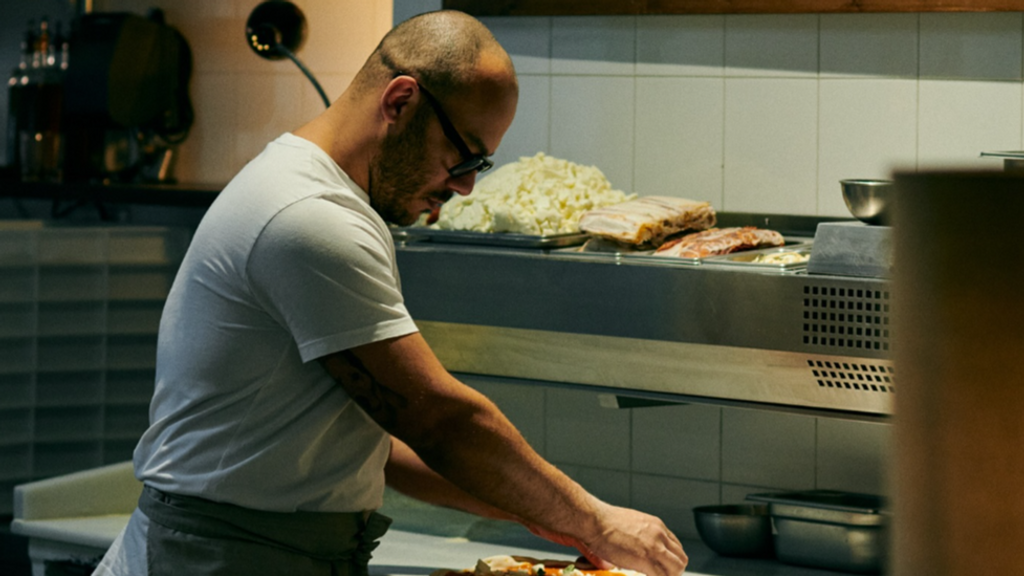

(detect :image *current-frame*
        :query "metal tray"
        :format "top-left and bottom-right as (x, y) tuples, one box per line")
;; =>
(747, 490), (886, 523)
(703, 244), (813, 272)
(569, 238), (811, 269)
(747, 490), (888, 574)
(404, 228), (590, 248)
(389, 227), (422, 243)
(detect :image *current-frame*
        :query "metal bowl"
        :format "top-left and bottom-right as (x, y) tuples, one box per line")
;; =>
(840, 179), (893, 226)
(693, 504), (774, 557)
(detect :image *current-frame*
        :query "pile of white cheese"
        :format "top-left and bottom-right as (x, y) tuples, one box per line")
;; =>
(434, 152), (633, 235)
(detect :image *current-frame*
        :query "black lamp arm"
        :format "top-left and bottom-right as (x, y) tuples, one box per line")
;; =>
(275, 41), (330, 109)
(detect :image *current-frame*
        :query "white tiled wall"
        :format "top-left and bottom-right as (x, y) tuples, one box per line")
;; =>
(461, 379), (891, 541)
(465, 10), (1023, 217)
(94, 0), (393, 184)
(456, 374), (855, 542)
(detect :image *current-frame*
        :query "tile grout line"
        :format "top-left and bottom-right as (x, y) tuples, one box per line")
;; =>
(915, 14), (921, 172)
(718, 407), (724, 504)
(631, 15), (639, 201)
(815, 13), (822, 216)
(721, 16), (728, 212)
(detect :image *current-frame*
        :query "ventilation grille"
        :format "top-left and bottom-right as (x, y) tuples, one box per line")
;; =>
(802, 285), (890, 351)
(808, 359), (895, 393)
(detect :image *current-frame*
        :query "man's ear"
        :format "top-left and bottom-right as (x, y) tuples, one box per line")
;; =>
(380, 76), (419, 126)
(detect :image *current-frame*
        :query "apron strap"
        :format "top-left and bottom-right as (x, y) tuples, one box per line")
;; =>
(140, 485), (392, 576)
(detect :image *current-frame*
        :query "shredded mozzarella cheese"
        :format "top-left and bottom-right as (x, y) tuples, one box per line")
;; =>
(434, 152), (633, 235)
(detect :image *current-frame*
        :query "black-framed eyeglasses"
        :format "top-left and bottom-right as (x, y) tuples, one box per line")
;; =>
(412, 81), (494, 178)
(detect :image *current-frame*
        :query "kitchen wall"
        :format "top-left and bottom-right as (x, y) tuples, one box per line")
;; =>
(398, 3), (1022, 219)
(462, 376), (890, 541)
(7, 0), (976, 543)
(88, 0), (395, 185)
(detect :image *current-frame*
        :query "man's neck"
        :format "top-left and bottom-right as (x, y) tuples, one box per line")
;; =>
(293, 99), (375, 192)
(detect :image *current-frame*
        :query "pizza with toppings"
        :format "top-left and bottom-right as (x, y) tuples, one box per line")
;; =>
(431, 555), (646, 576)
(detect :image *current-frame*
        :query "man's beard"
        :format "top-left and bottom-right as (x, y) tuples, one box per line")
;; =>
(368, 107), (449, 226)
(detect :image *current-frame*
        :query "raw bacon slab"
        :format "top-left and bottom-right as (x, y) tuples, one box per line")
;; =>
(653, 227), (785, 259)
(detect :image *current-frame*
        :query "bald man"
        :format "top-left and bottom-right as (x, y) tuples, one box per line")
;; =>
(94, 11), (687, 576)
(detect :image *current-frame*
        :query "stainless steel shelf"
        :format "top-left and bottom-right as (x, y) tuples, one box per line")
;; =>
(396, 238), (893, 420)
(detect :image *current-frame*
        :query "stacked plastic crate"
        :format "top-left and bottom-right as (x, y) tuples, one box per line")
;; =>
(0, 224), (190, 515)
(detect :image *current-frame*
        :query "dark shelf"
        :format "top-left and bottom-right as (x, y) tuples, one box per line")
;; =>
(0, 179), (222, 209)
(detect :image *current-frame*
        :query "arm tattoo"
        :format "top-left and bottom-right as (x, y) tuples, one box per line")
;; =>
(326, 351), (409, 429)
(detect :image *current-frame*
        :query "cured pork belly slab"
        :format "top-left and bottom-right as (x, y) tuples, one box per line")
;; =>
(578, 196), (716, 246)
(654, 227), (785, 259)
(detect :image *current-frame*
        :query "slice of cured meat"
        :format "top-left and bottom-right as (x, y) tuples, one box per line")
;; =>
(578, 196), (716, 246)
(653, 227), (785, 259)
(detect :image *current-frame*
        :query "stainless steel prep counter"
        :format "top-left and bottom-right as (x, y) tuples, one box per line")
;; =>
(395, 229), (893, 421)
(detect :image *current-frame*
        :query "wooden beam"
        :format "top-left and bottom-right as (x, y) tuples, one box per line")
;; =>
(444, 0), (1024, 15)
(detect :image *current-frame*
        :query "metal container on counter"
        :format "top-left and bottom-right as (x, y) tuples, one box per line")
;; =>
(746, 490), (888, 574)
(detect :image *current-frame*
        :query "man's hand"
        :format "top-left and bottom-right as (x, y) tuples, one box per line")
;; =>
(525, 503), (687, 576)
(583, 503), (688, 576)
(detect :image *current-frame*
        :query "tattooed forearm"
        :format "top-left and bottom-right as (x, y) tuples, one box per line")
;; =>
(322, 351), (409, 429)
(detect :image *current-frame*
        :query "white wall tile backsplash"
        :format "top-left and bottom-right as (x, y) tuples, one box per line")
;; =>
(631, 403), (721, 481)
(724, 15), (819, 78)
(634, 77), (725, 205)
(387, 9), (1023, 218)
(819, 14), (919, 78)
(721, 408), (817, 489)
(551, 16), (637, 76)
(918, 79), (1024, 169)
(816, 418), (891, 496)
(636, 15), (725, 77)
(724, 78), (819, 214)
(491, 75), (551, 170)
(550, 76), (636, 191)
(919, 13), (1024, 80)
(545, 388), (632, 471)
(817, 79), (918, 214)
(479, 16), (552, 75)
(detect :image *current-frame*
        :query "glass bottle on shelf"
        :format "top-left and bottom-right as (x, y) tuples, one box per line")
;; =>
(18, 17), (66, 183)
(5, 21), (35, 173)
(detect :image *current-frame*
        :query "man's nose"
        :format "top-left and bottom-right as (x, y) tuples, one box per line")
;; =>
(447, 171), (477, 196)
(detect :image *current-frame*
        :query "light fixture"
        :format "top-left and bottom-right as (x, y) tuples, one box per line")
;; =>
(245, 1), (330, 108)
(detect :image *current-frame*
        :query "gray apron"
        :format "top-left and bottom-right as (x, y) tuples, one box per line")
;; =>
(139, 485), (392, 576)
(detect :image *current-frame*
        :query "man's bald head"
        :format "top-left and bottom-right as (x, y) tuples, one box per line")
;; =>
(353, 10), (517, 101)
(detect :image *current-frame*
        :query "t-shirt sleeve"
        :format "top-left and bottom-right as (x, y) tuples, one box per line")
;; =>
(247, 195), (419, 363)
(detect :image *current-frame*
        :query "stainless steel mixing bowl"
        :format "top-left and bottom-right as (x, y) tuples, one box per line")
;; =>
(693, 504), (774, 557)
(840, 179), (893, 226)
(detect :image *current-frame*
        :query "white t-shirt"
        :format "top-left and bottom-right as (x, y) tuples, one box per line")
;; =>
(133, 132), (418, 513)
